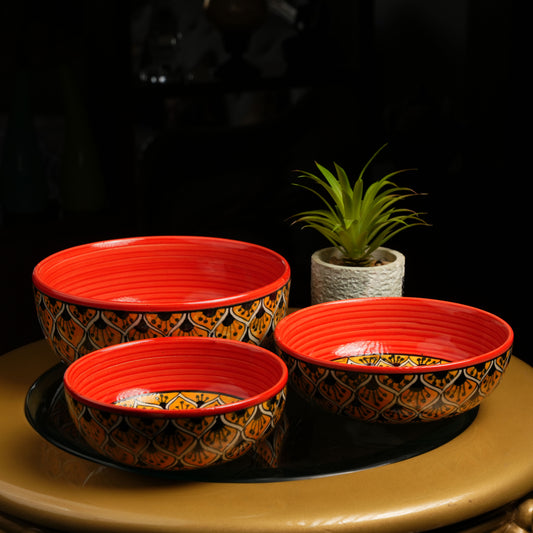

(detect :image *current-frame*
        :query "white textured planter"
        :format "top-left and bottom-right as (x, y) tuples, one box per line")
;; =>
(310, 246), (405, 305)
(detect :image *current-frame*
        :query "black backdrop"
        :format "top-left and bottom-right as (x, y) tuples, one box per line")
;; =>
(0, 1), (528, 361)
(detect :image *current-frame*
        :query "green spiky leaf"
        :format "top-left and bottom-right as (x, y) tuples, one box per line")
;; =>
(290, 143), (429, 264)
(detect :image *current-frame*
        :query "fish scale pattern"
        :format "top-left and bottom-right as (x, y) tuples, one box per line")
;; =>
(279, 349), (513, 423)
(64, 388), (287, 471)
(34, 283), (290, 364)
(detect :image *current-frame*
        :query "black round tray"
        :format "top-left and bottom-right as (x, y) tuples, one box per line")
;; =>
(25, 363), (477, 483)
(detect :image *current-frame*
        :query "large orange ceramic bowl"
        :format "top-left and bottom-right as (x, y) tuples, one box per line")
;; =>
(274, 297), (514, 423)
(63, 336), (288, 471)
(33, 236), (291, 365)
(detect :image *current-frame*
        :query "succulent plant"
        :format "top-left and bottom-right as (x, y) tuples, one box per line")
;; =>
(291, 143), (428, 267)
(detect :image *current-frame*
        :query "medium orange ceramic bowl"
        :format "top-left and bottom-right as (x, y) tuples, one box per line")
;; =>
(274, 297), (513, 423)
(33, 236), (291, 364)
(63, 336), (288, 471)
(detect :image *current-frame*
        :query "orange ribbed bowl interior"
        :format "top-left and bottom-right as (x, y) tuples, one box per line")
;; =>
(33, 236), (291, 312)
(275, 297), (513, 373)
(64, 336), (288, 417)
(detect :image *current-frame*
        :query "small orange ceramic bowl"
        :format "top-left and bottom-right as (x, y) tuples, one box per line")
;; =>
(33, 236), (291, 365)
(274, 297), (513, 423)
(63, 336), (288, 471)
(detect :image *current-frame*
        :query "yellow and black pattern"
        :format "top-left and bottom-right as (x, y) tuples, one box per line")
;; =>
(278, 348), (512, 423)
(251, 411), (289, 468)
(114, 391), (242, 410)
(333, 353), (447, 367)
(64, 387), (287, 471)
(34, 281), (290, 365)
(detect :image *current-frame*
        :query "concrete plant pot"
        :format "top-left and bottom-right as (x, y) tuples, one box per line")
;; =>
(310, 246), (405, 305)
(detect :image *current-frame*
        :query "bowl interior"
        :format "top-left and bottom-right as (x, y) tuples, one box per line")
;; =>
(64, 337), (288, 416)
(33, 236), (290, 311)
(275, 298), (513, 370)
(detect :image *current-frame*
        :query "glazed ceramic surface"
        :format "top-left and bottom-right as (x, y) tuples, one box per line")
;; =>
(63, 336), (288, 471)
(33, 236), (291, 364)
(274, 297), (514, 423)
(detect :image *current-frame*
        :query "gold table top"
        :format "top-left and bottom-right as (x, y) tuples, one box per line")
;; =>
(1, 340), (533, 533)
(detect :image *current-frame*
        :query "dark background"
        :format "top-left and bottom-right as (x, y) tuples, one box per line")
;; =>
(0, 1), (528, 361)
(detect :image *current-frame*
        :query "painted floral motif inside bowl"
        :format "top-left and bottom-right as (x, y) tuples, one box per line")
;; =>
(113, 391), (243, 410)
(332, 353), (447, 367)
(274, 297), (514, 423)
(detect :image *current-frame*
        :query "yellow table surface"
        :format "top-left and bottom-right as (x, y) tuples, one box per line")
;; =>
(1, 340), (533, 533)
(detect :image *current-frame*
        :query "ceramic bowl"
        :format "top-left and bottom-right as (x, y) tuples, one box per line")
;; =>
(33, 236), (291, 365)
(63, 336), (288, 471)
(274, 297), (514, 423)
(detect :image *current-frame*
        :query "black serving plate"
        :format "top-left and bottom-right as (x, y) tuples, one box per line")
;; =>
(25, 364), (477, 483)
